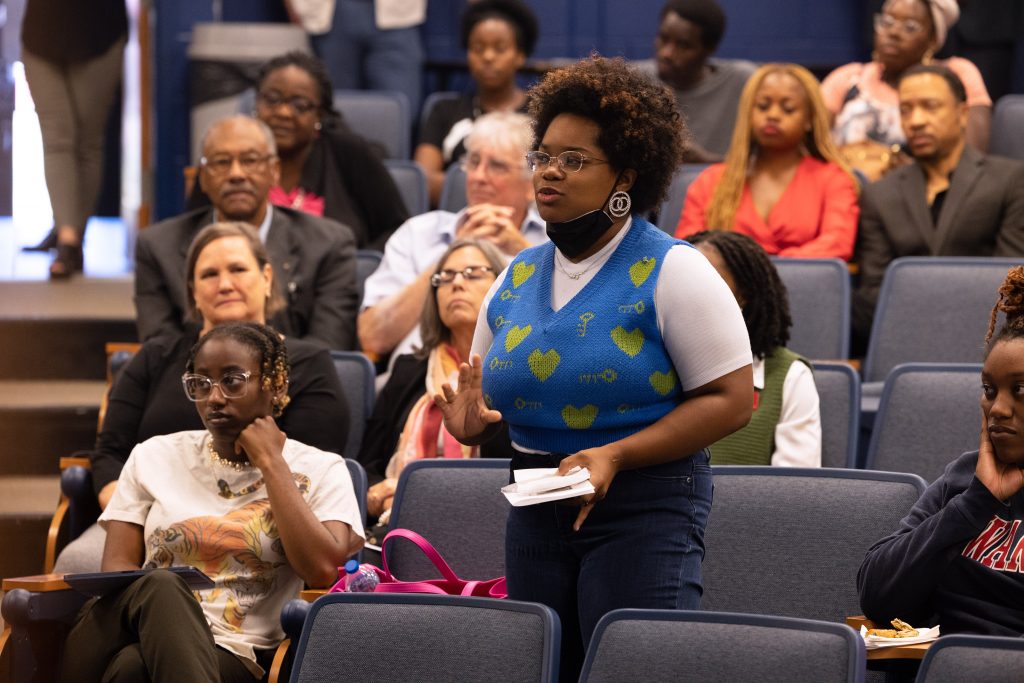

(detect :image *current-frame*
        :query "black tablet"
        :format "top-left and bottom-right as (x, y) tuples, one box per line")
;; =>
(63, 566), (215, 597)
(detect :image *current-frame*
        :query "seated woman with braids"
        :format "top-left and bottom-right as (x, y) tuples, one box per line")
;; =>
(60, 322), (364, 682)
(858, 266), (1024, 637)
(685, 230), (821, 467)
(55, 222), (350, 574)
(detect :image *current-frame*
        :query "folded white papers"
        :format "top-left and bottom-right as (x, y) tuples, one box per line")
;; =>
(859, 625), (940, 649)
(501, 466), (595, 507)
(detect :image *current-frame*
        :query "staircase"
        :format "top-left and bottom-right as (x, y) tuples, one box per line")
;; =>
(0, 278), (136, 579)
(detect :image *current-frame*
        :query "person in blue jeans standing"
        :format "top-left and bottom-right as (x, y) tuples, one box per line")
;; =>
(436, 56), (753, 680)
(306, 0), (425, 121)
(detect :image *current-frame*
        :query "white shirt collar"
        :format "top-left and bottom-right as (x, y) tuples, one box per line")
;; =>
(257, 204), (274, 244)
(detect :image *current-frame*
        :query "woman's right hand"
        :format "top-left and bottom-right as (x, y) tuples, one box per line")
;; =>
(367, 479), (397, 518)
(434, 354), (503, 445)
(976, 412), (1024, 502)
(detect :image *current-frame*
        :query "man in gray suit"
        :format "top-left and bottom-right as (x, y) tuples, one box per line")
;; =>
(135, 115), (358, 349)
(853, 64), (1024, 344)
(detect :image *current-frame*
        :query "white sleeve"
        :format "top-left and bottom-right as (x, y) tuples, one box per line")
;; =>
(770, 361), (822, 467)
(656, 245), (752, 391)
(469, 266), (508, 360)
(360, 219), (421, 310)
(98, 445), (153, 528)
(305, 453), (366, 540)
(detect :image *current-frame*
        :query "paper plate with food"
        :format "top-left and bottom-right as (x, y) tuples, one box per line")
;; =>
(859, 618), (940, 649)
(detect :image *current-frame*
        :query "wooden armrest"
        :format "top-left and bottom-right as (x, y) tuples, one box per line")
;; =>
(267, 638), (290, 683)
(300, 588), (328, 603)
(60, 456), (91, 471)
(845, 615), (875, 630)
(2, 574), (69, 592)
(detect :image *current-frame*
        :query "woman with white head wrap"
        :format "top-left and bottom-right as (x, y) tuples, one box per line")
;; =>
(819, 0), (990, 182)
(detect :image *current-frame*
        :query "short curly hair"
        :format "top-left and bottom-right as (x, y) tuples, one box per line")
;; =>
(460, 0), (539, 56)
(528, 55), (687, 214)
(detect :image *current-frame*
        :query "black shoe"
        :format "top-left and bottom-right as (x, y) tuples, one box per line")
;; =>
(23, 227), (58, 252)
(49, 243), (83, 280)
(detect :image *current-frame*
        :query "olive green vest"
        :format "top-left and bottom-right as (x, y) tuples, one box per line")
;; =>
(708, 347), (809, 466)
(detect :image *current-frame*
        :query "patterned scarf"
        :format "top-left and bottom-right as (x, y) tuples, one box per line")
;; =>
(384, 344), (478, 480)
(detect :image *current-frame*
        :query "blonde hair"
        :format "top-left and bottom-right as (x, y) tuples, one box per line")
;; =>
(705, 63), (857, 232)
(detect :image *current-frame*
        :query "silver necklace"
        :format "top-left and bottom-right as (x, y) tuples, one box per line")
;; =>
(207, 438), (252, 471)
(554, 248), (612, 281)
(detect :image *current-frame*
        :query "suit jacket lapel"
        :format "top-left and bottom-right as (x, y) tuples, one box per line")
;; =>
(899, 165), (936, 250)
(933, 145), (983, 253)
(264, 209), (299, 298)
(179, 210), (217, 260)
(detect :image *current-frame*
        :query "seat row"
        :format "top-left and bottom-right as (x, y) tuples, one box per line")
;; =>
(352, 90), (1024, 169)
(16, 462), (1014, 680)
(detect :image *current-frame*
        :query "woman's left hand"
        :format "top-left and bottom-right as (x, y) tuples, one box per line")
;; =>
(558, 446), (622, 531)
(236, 416), (287, 471)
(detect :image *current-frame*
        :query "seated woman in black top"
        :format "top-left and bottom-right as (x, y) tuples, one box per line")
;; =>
(191, 52), (409, 250)
(859, 265), (1024, 637)
(358, 238), (515, 522)
(55, 222), (350, 573)
(414, 0), (538, 207)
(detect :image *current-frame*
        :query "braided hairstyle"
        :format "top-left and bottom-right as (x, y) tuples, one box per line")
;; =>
(186, 322), (291, 417)
(985, 266), (1024, 355)
(684, 230), (792, 359)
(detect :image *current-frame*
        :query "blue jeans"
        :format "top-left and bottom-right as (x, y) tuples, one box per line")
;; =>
(505, 450), (713, 682)
(311, 0), (424, 121)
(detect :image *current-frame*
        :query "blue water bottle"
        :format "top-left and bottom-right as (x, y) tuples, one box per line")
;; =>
(343, 559), (380, 592)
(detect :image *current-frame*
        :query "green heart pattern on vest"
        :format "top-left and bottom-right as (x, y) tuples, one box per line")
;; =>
(512, 261), (535, 288)
(504, 324), (532, 352)
(562, 404), (598, 429)
(528, 348), (560, 381)
(649, 369), (678, 396)
(611, 325), (645, 357)
(629, 257), (656, 287)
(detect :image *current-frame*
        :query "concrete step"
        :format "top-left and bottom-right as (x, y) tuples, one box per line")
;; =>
(0, 381), (104, 476)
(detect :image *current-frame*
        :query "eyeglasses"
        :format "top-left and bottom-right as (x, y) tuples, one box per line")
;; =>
(200, 153), (275, 177)
(181, 371), (253, 401)
(459, 153), (518, 178)
(525, 150), (609, 174)
(874, 13), (926, 37)
(256, 91), (319, 115)
(430, 265), (494, 287)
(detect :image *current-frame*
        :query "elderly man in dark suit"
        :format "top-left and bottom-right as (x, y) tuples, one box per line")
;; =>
(853, 64), (1024, 344)
(135, 115), (358, 349)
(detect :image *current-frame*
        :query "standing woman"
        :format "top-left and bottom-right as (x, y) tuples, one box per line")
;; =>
(676, 63), (860, 261)
(437, 56), (753, 679)
(21, 0), (127, 278)
(414, 0), (538, 207)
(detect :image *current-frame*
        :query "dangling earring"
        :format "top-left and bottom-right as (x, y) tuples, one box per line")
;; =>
(608, 190), (631, 218)
(314, 121), (322, 132)
(922, 49), (934, 65)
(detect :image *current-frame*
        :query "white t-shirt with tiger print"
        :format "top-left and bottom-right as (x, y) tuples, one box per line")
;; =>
(100, 430), (364, 677)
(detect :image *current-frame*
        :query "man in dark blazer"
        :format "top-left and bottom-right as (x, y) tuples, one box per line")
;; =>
(135, 115), (358, 349)
(853, 64), (1024, 344)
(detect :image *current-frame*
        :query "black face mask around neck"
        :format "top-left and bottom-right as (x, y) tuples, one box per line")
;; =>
(545, 177), (621, 259)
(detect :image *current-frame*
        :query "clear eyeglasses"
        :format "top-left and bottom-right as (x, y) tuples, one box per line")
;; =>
(430, 265), (495, 287)
(525, 150), (609, 173)
(181, 371), (253, 401)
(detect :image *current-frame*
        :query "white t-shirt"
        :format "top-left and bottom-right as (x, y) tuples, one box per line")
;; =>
(100, 431), (365, 677)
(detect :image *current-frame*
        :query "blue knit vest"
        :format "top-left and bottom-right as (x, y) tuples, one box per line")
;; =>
(481, 218), (684, 453)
